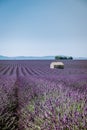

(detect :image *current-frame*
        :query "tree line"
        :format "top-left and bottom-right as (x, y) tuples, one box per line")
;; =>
(55, 56), (73, 60)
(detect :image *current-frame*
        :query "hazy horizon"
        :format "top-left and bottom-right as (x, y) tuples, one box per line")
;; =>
(0, 0), (87, 57)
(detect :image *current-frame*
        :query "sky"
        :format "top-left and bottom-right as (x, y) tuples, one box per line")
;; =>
(0, 0), (87, 57)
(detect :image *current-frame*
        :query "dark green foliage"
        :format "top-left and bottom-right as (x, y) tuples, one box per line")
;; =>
(68, 56), (73, 60)
(55, 56), (73, 60)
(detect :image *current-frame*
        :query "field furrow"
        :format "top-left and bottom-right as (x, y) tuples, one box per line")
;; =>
(0, 60), (87, 130)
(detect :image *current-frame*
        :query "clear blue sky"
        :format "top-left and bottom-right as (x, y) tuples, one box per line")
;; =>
(0, 0), (87, 57)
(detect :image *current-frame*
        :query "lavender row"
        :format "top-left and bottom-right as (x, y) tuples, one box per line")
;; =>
(17, 75), (87, 130)
(0, 75), (19, 130)
(0, 60), (87, 129)
(0, 60), (87, 77)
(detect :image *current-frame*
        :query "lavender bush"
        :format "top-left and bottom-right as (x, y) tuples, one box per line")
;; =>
(0, 60), (87, 130)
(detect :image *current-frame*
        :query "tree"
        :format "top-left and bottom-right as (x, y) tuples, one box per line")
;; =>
(68, 56), (73, 60)
(55, 56), (73, 60)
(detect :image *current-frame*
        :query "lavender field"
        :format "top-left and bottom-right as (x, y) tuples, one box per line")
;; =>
(0, 60), (87, 130)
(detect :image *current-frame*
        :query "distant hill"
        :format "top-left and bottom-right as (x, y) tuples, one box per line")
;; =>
(74, 57), (87, 60)
(0, 55), (9, 59)
(0, 55), (87, 60)
(0, 55), (55, 60)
